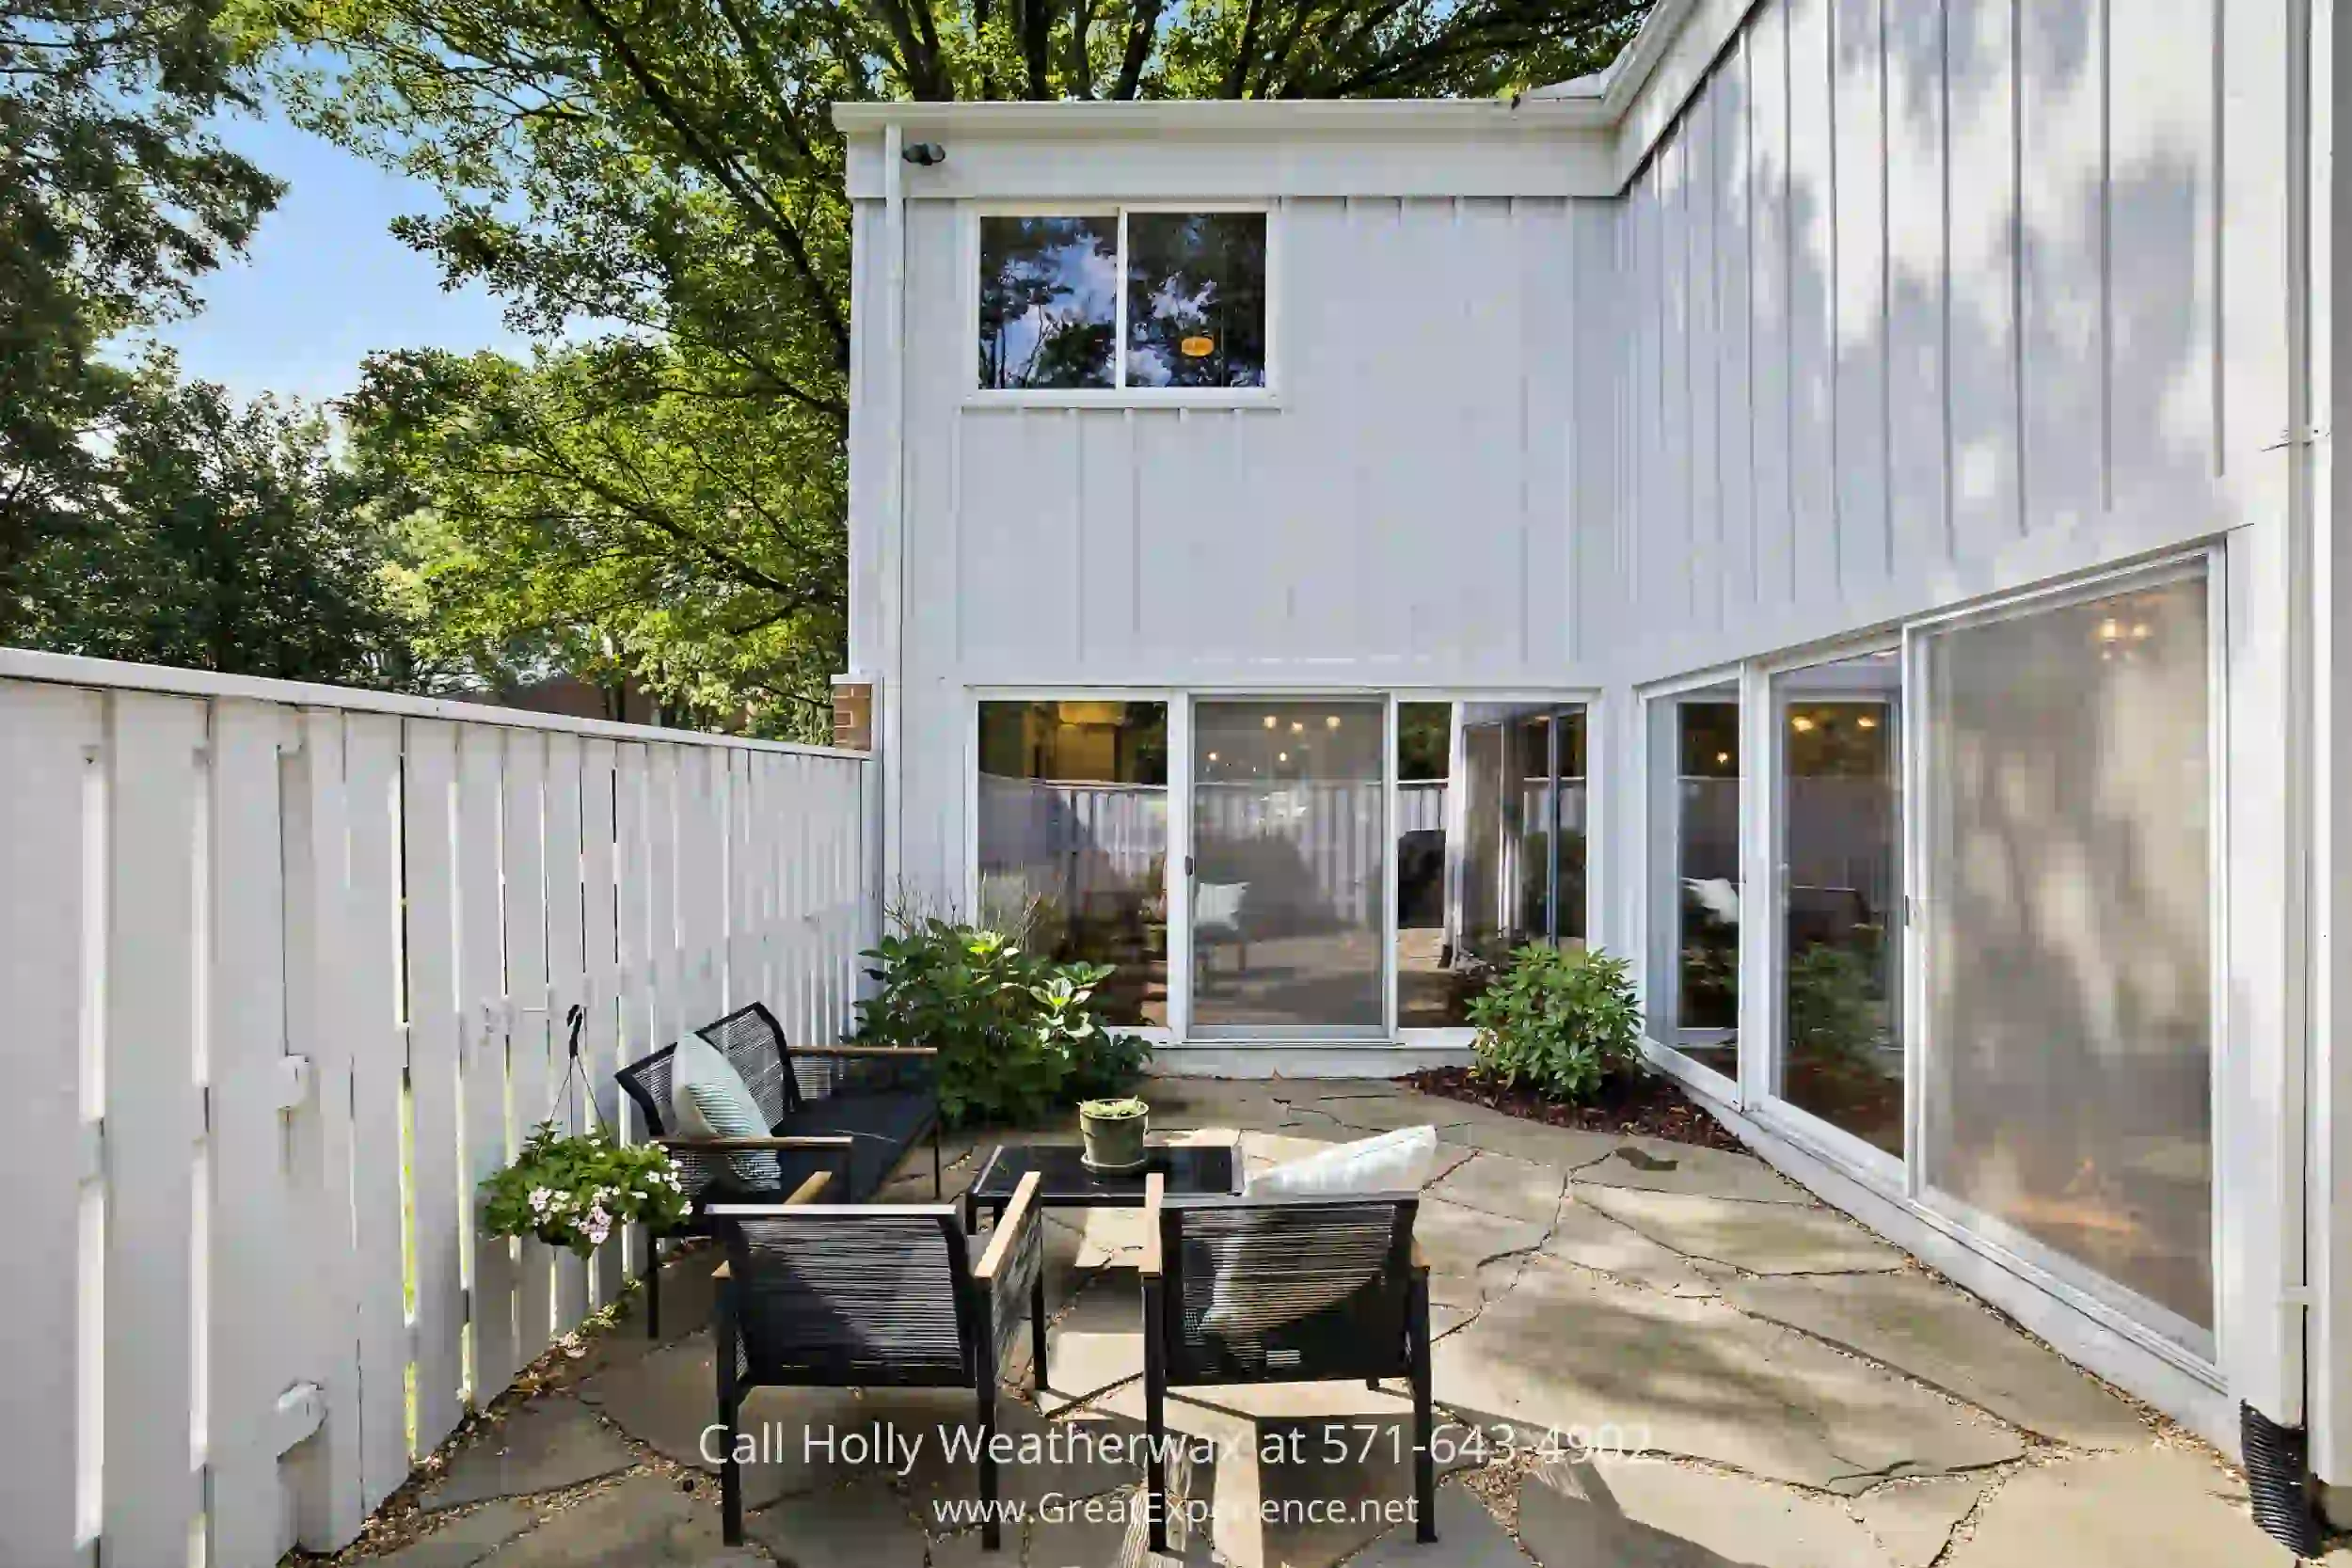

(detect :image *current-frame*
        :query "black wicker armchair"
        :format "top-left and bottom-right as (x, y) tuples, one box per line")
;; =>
(615, 1001), (942, 1335)
(1139, 1175), (1437, 1554)
(708, 1169), (1047, 1548)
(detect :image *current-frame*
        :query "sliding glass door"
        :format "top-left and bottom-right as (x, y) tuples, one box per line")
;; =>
(1188, 698), (1388, 1036)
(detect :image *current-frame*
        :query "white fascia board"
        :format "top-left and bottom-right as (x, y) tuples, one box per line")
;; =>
(829, 0), (1750, 199)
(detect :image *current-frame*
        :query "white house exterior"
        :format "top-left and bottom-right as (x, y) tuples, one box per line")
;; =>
(836, 0), (2351, 1522)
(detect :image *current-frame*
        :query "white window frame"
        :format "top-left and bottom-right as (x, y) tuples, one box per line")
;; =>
(1897, 549), (2227, 1372)
(1398, 690), (1605, 1049)
(1632, 663), (1747, 1098)
(965, 201), (1280, 407)
(1744, 637), (1908, 1194)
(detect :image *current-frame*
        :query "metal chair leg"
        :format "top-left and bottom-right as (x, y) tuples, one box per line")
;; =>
(932, 1120), (944, 1198)
(1144, 1290), (1169, 1555)
(1410, 1279), (1437, 1543)
(977, 1379), (1001, 1551)
(644, 1231), (662, 1338)
(716, 1282), (742, 1544)
(1030, 1267), (1049, 1392)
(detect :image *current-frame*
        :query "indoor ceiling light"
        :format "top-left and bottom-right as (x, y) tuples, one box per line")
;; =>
(1181, 335), (1216, 357)
(1207, 752), (1218, 763)
(1790, 716), (1815, 732)
(1326, 715), (1342, 730)
(1279, 751), (1290, 763)
(1290, 721), (1305, 734)
(1263, 715), (1278, 730)
(1856, 715), (1877, 730)
(1714, 752), (1730, 765)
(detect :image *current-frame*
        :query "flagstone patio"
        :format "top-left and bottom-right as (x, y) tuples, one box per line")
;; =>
(338, 1079), (2333, 1568)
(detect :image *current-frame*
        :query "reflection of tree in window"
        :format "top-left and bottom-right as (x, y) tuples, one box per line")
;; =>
(1124, 213), (1267, 388)
(978, 216), (1116, 388)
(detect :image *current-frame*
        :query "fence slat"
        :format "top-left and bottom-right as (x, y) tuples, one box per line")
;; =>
(580, 739), (624, 1307)
(101, 691), (207, 1563)
(2, 661), (872, 1563)
(284, 710), (364, 1548)
(401, 720), (467, 1455)
(208, 701), (295, 1568)
(542, 734), (591, 1332)
(343, 715), (411, 1508)
(501, 732), (554, 1364)
(455, 725), (516, 1399)
(0, 682), (103, 1566)
(645, 746), (681, 1050)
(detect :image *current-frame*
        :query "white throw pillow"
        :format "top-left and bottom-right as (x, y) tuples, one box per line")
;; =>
(1200, 1126), (1438, 1344)
(1245, 1125), (1438, 1198)
(668, 1036), (781, 1190)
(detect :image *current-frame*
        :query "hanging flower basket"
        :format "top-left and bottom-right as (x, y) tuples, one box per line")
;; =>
(482, 1121), (691, 1259)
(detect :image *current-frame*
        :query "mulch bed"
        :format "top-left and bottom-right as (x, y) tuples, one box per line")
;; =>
(1400, 1066), (1746, 1152)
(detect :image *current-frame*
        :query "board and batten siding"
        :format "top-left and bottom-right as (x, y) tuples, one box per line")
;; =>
(0, 652), (874, 1566)
(1604, 0), (2291, 684)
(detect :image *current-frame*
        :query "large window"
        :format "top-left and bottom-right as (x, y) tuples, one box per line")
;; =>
(1772, 651), (1903, 1157)
(1647, 684), (1741, 1078)
(977, 210), (1267, 392)
(1917, 570), (2214, 1348)
(976, 701), (1168, 1025)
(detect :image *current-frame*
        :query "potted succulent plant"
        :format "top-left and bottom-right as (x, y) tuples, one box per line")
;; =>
(1078, 1096), (1150, 1172)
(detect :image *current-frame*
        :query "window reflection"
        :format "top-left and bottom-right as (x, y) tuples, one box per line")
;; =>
(976, 700), (1167, 1024)
(1124, 212), (1267, 389)
(1649, 688), (1740, 1077)
(1921, 576), (2214, 1346)
(1774, 653), (1903, 1156)
(978, 216), (1117, 389)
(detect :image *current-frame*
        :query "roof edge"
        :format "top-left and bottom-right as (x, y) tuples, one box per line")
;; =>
(829, 97), (1613, 135)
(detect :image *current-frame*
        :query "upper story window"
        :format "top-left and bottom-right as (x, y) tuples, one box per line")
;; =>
(977, 209), (1268, 394)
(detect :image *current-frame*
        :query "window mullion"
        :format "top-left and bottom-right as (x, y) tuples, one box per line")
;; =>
(1115, 208), (1130, 390)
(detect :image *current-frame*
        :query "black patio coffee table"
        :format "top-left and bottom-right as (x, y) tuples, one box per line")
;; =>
(961, 1141), (1241, 1232)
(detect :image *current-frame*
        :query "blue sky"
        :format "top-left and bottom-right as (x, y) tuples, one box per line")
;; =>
(138, 101), (533, 406)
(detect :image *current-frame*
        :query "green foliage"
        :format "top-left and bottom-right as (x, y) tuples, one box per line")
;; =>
(1079, 1097), (1147, 1121)
(855, 919), (1148, 1126)
(343, 341), (843, 736)
(3, 0), (282, 643)
(480, 1121), (691, 1259)
(1786, 942), (1881, 1066)
(269, 0), (1649, 721)
(17, 356), (435, 685)
(1467, 943), (1643, 1104)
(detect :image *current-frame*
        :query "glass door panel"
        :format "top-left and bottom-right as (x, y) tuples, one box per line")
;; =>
(1189, 698), (1386, 1035)
(1771, 652), (1904, 1157)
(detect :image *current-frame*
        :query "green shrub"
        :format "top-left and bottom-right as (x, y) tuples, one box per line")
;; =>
(1466, 943), (1644, 1103)
(854, 918), (1148, 1125)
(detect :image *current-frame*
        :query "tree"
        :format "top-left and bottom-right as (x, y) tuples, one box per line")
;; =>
(272, 0), (1650, 731)
(344, 339), (845, 734)
(1, 0), (283, 642)
(24, 357), (432, 686)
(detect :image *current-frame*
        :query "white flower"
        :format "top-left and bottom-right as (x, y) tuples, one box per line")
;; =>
(529, 1187), (553, 1215)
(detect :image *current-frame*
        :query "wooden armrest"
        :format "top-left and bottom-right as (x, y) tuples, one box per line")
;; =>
(788, 1043), (940, 1059)
(1141, 1173), (1165, 1278)
(656, 1134), (854, 1151)
(974, 1171), (1041, 1283)
(786, 1169), (832, 1205)
(713, 1261), (731, 1280)
(1410, 1236), (1429, 1273)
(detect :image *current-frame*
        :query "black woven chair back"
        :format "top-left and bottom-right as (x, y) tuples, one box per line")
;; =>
(616, 1005), (793, 1197)
(1160, 1194), (1419, 1385)
(717, 1206), (973, 1385)
(698, 1002), (927, 1104)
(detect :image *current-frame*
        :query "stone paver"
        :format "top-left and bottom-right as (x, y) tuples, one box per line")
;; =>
(1428, 1149), (1569, 1226)
(576, 1335), (872, 1507)
(1576, 1187), (1906, 1275)
(1350, 1483), (1530, 1567)
(1518, 1454), (1894, 1567)
(1569, 1138), (1810, 1205)
(1540, 1196), (1720, 1298)
(373, 1501), (542, 1568)
(1947, 1447), (2302, 1568)
(346, 1096), (2307, 1568)
(1436, 1256), (2022, 1491)
(741, 1479), (930, 1568)
(421, 1398), (638, 1511)
(1724, 1272), (2150, 1448)
(1851, 1475), (1987, 1567)
(474, 1474), (759, 1566)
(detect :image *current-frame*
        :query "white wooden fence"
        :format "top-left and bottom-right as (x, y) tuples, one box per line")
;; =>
(0, 650), (875, 1568)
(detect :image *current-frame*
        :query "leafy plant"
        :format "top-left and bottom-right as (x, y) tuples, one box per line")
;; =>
(1786, 943), (1881, 1068)
(1080, 1097), (1148, 1120)
(855, 918), (1148, 1126)
(1466, 944), (1644, 1104)
(480, 1122), (690, 1259)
